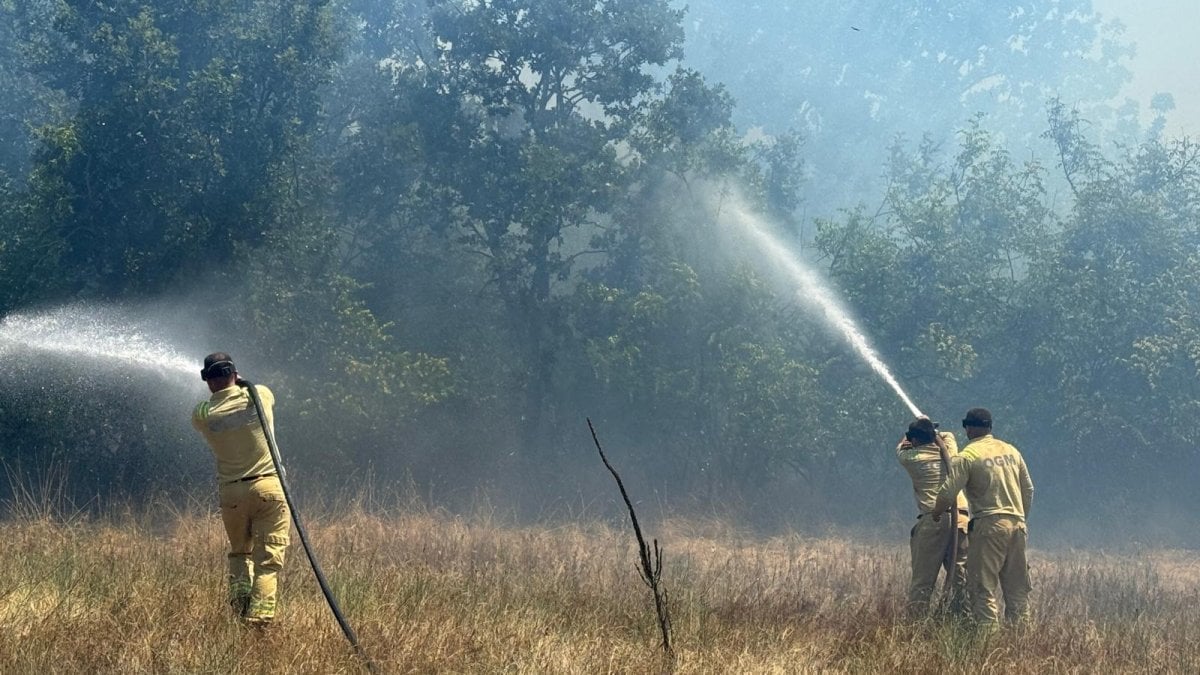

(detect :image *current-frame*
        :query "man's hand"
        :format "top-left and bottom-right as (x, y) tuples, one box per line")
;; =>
(930, 506), (945, 522)
(897, 435), (913, 450)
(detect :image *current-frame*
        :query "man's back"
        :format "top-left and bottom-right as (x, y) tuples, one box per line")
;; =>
(897, 431), (962, 514)
(956, 434), (1033, 520)
(192, 383), (276, 483)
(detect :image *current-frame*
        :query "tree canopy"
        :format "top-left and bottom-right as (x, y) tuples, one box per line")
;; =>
(0, 0), (1196, 541)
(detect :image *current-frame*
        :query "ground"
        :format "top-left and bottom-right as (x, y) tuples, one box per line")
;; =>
(2, 498), (1198, 673)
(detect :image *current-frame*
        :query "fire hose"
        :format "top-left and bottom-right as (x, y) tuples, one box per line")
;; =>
(238, 379), (377, 673)
(932, 430), (959, 601)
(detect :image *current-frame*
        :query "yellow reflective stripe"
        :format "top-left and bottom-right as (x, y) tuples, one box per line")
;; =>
(206, 406), (258, 433)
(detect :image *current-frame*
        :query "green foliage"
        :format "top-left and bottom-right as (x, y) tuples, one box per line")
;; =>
(576, 262), (823, 493)
(232, 223), (453, 471)
(16, 0), (339, 295)
(343, 0), (695, 452)
(428, 0), (683, 127)
(815, 119), (1053, 408)
(1024, 117), (1200, 483)
(0, 0), (68, 179)
(1, 0), (1199, 527)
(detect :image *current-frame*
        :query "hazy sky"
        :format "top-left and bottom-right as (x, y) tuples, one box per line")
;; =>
(1093, 0), (1200, 136)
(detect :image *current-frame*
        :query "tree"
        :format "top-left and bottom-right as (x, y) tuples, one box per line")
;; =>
(20, 0), (338, 296)
(1022, 110), (1200, 505)
(567, 66), (824, 502)
(814, 119), (1052, 414)
(0, 0), (69, 182)
(411, 0), (687, 455)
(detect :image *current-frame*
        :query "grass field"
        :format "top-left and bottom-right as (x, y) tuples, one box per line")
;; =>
(2, 496), (1199, 674)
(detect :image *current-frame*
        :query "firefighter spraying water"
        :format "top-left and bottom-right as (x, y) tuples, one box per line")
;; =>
(2, 308), (376, 664)
(715, 190), (1041, 627)
(192, 354), (289, 626)
(193, 353), (375, 670)
(896, 417), (967, 617)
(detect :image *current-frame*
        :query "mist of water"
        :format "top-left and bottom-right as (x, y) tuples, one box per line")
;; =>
(716, 193), (924, 418)
(0, 305), (199, 387)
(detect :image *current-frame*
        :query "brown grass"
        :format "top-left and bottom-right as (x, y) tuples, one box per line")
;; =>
(2, 501), (1199, 673)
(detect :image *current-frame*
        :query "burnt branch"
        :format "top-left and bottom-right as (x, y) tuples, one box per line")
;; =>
(587, 418), (674, 664)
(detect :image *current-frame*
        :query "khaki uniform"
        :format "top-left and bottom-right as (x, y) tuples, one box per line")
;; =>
(193, 384), (290, 623)
(896, 431), (969, 615)
(935, 434), (1034, 629)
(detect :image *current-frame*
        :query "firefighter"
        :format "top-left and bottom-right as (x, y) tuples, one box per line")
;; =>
(192, 353), (290, 626)
(896, 416), (969, 616)
(932, 407), (1034, 630)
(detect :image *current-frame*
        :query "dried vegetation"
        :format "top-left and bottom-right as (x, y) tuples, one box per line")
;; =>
(2, 499), (1199, 673)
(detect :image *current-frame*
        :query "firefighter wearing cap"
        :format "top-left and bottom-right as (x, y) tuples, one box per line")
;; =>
(933, 407), (1034, 630)
(896, 417), (969, 616)
(192, 353), (290, 625)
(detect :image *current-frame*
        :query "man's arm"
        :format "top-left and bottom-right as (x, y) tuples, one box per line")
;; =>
(932, 454), (969, 520)
(1019, 455), (1034, 516)
(937, 431), (958, 456)
(191, 402), (208, 433)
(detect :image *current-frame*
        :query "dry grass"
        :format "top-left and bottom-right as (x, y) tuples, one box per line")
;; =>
(2, 500), (1199, 674)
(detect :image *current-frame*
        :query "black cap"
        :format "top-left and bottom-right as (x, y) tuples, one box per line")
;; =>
(962, 407), (993, 428)
(200, 352), (236, 381)
(906, 418), (937, 444)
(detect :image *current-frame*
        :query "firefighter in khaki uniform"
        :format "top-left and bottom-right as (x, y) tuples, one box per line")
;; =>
(933, 407), (1034, 630)
(192, 353), (290, 625)
(896, 417), (969, 616)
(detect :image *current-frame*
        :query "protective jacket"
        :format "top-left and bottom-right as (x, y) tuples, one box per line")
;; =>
(897, 431), (969, 529)
(934, 434), (1033, 520)
(192, 383), (276, 484)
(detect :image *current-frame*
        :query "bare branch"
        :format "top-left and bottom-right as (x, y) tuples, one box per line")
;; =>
(587, 418), (674, 664)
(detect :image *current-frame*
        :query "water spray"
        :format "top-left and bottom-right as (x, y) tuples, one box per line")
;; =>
(722, 192), (972, 606)
(0, 306), (197, 381)
(716, 193), (923, 418)
(238, 379), (377, 673)
(2, 305), (373, 664)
